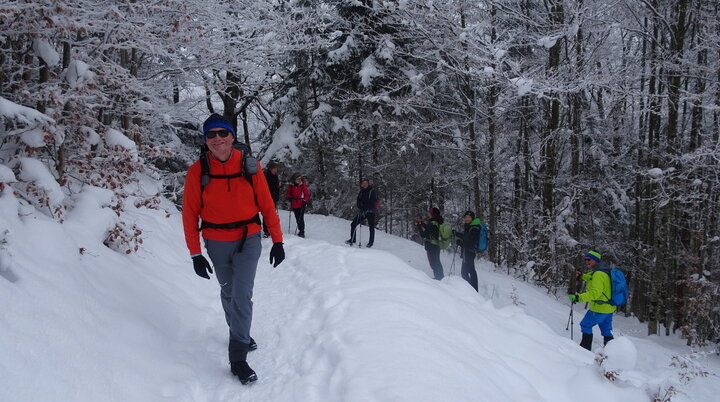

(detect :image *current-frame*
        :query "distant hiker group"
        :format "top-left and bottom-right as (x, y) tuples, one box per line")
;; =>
(183, 113), (620, 384)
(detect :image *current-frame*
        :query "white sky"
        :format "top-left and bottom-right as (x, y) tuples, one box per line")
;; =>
(1, 183), (718, 402)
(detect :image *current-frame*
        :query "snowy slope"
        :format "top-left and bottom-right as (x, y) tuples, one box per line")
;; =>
(0, 188), (717, 402)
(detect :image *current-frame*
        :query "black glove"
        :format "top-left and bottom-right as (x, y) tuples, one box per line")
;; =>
(456, 238), (463, 247)
(192, 255), (213, 279)
(269, 242), (285, 267)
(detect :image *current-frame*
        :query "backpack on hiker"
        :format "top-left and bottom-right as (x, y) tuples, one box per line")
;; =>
(199, 141), (257, 190)
(437, 222), (453, 250)
(476, 222), (489, 252)
(197, 140), (261, 231)
(595, 268), (628, 306)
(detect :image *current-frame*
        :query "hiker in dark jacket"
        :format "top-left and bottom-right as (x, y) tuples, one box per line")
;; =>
(285, 172), (310, 238)
(455, 210), (480, 291)
(262, 161), (281, 237)
(567, 249), (616, 351)
(346, 178), (378, 247)
(264, 162), (281, 204)
(414, 207), (444, 280)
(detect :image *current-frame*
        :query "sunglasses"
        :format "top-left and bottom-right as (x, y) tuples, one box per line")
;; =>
(205, 129), (231, 139)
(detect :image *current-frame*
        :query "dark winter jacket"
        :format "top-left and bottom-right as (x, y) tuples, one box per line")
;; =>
(456, 218), (481, 258)
(416, 216), (442, 251)
(264, 169), (280, 203)
(356, 186), (378, 212)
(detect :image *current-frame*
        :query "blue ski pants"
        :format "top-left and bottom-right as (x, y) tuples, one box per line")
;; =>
(580, 310), (614, 337)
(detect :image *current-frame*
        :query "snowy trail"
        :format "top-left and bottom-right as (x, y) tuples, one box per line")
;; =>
(2, 195), (717, 402)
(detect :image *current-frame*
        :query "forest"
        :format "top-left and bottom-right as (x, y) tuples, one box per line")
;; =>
(1, 0), (718, 345)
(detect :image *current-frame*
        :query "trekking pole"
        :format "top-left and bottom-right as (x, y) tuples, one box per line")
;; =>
(450, 245), (457, 276)
(566, 301), (575, 340)
(358, 220), (363, 247)
(287, 208), (292, 234)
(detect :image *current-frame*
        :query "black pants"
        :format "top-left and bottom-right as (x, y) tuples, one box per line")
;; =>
(350, 212), (375, 244)
(426, 243), (443, 280)
(292, 207), (305, 234)
(461, 252), (478, 291)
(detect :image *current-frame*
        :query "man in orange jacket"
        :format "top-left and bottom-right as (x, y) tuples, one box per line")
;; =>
(182, 113), (285, 385)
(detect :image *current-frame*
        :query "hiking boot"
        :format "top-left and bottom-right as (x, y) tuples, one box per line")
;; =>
(298, 232), (305, 238)
(345, 239), (354, 245)
(366, 242), (373, 248)
(603, 336), (614, 346)
(580, 333), (593, 351)
(249, 337), (257, 351)
(230, 361), (258, 385)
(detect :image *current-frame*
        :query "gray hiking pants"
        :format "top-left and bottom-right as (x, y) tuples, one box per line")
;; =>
(205, 233), (261, 362)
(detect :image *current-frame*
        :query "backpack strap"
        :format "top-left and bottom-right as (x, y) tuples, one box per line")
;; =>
(198, 144), (257, 208)
(199, 214), (261, 230)
(199, 214), (262, 253)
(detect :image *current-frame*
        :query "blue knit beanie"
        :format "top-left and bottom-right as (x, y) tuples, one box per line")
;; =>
(584, 250), (602, 262)
(202, 113), (236, 137)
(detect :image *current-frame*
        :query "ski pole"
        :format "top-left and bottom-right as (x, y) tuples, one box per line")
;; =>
(450, 245), (457, 275)
(287, 208), (292, 234)
(566, 302), (575, 340)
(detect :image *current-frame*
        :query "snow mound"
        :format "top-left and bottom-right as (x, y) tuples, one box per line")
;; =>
(604, 336), (638, 371)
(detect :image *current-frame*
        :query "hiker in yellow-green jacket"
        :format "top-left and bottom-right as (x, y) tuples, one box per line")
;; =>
(567, 250), (615, 351)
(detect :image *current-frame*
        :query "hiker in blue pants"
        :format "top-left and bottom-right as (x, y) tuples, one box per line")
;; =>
(567, 250), (615, 351)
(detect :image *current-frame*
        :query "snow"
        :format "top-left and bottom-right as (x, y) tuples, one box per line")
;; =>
(19, 126), (47, 148)
(66, 60), (95, 88)
(0, 164), (16, 182)
(376, 38), (396, 62)
(105, 128), (138, 161)
(33, 38), (60, 67)
(311, 103), (332, 118)
(509, 77), (533, 97)
(331, 116), (354, 134)
(1, 194), (718, 401)
(0, 97), (54, 126)
(80, 126), (102, 146)
(647, 168), (664, 178)
(360, 55), (382, 87)
(604, 337), (638, 371)
(262, 116), (302, 162)
(537, 36), (559, 49)
(328, 35), (355, 62)
(17, 157), (64, 206)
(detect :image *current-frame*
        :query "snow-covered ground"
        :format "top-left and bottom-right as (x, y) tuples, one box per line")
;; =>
(1, 188), (717, 401)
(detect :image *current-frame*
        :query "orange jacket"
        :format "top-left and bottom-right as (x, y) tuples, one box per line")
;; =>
(182, 149), (283, 255)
